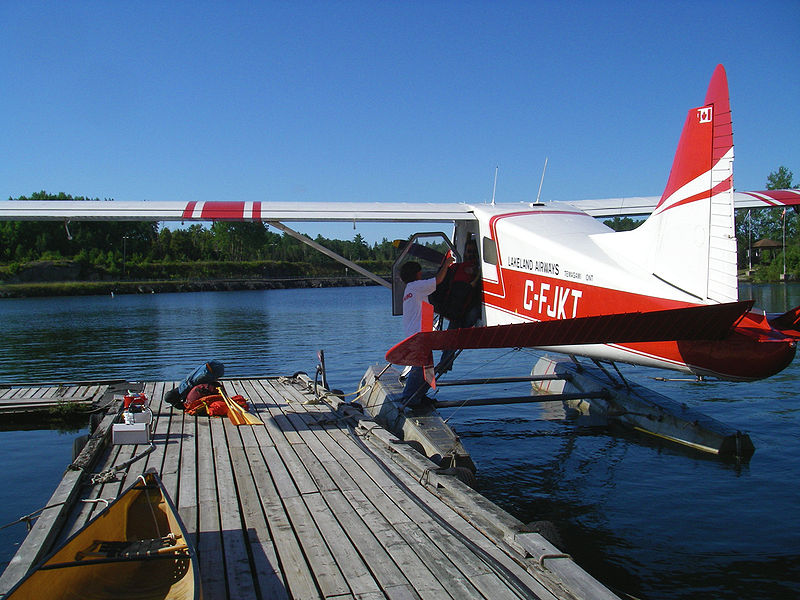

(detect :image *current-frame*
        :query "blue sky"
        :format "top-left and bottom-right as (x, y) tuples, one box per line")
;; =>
(2, 1), (798, 242)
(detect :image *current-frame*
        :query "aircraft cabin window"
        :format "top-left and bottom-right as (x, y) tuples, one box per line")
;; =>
(482, 236), (498, 265)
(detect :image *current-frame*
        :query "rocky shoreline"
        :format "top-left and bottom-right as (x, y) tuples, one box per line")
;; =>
(0, 276), (380, 298)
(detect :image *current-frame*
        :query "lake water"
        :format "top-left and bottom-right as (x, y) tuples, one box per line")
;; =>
(1, 284), (799, 599)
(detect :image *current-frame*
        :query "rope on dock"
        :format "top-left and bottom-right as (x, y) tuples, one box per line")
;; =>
(0, 502), (68, 532)
(90, 442), (156, 485)
(0, 496), (118, 532)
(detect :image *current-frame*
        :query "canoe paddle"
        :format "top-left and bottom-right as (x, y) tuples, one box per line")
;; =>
(217, 386), (263, 426)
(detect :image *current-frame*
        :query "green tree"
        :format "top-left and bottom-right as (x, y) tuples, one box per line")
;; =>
(211, 222), (273, 261)
(602, 216), (641, 232)
(767, 166), (794, 190)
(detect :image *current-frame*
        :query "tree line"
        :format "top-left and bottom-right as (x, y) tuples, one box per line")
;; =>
(2, 166), (797, 282)
(0, 191), (399, 277)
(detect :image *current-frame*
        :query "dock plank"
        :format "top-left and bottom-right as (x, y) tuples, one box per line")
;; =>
(323, 488), (416, 596)
(157, 383), (183, 497)
(283, 493), (351, 598)
(248, 443), (319, 599)
(1, 376), (617, 600)
(177, 396), (199, 555)
(228, 440), (288, 599)
(302, 490), (383, 598)
(214, 418), (259, 599)
(196, 416), (227, 598)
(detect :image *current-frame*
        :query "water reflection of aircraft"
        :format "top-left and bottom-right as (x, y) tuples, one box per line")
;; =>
(1, 65), (798, 456)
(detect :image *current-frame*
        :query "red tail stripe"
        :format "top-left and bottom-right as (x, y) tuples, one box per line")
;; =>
(658, 175), (733, 214)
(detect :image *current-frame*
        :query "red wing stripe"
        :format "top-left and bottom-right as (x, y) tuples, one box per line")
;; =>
(742, 189), (800, 206)
(386, 301), (754, 366)
(200, 202), (246, 220)
(182, 201), (197, 219)
(182, 201), (265, 220)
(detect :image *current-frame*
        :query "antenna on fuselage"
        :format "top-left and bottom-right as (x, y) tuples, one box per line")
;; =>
(535, 156), (549, 205)
(491, 165), (498, 205)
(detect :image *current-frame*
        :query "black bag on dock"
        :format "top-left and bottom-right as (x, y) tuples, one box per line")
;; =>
(164, 360), (225, 409)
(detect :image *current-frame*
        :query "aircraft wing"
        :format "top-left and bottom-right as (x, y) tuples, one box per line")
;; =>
(386, 300), (754, 366)
(556, 195), (661, 217)
(564, 189), (800, 218)
(731, 189), (800, 210)
(0, 200), (475, 223)
(1, 188), (796, 223)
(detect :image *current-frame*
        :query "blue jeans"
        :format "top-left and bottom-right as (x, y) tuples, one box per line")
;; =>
(401, 366), (429, 407)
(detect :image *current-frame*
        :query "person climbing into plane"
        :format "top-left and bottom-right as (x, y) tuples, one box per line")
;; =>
(435, 238), (482, 374)
(448, 238), (482, 327)
(399, 253), (454, 409)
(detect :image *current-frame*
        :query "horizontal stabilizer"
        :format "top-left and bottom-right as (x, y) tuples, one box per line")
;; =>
(768, 304), (800, 337)
(386, 301), (754, 366)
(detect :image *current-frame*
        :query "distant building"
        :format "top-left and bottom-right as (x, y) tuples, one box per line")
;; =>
(752, 238), (782, 264)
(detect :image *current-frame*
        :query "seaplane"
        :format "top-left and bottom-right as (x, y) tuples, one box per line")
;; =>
(2, 64), (799, 463)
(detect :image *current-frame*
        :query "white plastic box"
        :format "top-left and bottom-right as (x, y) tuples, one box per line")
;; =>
(112, 422), (151, 445)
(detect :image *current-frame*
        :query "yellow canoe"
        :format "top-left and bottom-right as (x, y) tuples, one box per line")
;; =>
(6, 469), (201, 600)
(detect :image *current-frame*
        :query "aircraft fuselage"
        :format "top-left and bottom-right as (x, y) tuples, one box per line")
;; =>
(467, 205), (796, 380)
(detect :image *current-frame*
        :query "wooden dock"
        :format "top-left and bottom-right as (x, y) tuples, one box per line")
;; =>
(0, 375), (618, 599)
(0, 381), (121, 419)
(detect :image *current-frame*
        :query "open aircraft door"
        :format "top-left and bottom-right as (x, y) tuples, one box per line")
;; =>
(391, 232), (457, 316)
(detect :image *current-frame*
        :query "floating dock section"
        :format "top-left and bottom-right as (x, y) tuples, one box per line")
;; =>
(0, 374), (618, 600)
(0, 381), (123, 422)
(359, 364), (477, 474)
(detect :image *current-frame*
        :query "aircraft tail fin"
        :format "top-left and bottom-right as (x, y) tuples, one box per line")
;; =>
(598, 65), (737, 304)
(650, 64), (736, 303)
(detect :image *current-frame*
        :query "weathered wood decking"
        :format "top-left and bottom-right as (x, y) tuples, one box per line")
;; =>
(0, 382), (115, 418)
(0, 376), (617, 599)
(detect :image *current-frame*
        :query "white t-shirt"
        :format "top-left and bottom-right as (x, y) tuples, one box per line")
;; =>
(402, 277), (437, 339)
